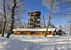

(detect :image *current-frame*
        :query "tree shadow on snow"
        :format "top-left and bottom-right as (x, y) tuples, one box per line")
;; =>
(1, 38), (71, 50)
(1, 39), (33, 50)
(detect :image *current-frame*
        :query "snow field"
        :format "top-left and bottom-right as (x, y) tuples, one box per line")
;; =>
(0, 35), (71, 50)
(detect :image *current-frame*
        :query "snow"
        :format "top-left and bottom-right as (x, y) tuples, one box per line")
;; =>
(0, 35), (71, 50)
(13, 28), (55, 31)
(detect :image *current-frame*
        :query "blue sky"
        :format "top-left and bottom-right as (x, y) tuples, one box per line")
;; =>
(22, 0), (71, 26)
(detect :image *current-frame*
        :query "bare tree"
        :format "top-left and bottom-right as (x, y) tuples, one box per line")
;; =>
(6, 0), (17, 38)
(42, 0), (55, 37)
(1, 0), (7, 37)
(6, 0), (24, 38)
(0, 0), (7, 37)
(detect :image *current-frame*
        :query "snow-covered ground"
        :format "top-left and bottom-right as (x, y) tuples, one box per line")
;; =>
(0, 35), (71, 50)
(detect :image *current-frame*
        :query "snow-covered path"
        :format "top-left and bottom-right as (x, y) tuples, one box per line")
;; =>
(0, 35), (71, 50)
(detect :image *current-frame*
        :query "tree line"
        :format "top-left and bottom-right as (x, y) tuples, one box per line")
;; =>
(0, 0), (24, 38)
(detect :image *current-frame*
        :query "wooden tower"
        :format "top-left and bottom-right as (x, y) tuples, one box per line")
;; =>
(28, 11), (41, 28)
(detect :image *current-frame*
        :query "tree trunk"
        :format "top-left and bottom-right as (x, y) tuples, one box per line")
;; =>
(6, 0), (16, 38)
(45, 0), (54, 37)
(1, 0), (6, 37)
